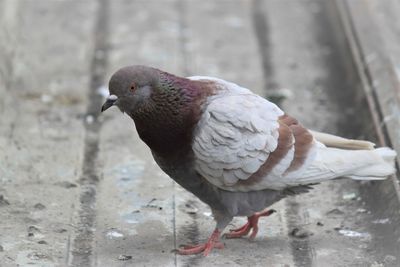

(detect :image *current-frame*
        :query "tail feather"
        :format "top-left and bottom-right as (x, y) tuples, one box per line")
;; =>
(347, 147), (396, 179)
(310, 130), (375, 150)
(375, 147), (397, 161)
(348, 175), (386, 181)
(285, 146), (397, 186)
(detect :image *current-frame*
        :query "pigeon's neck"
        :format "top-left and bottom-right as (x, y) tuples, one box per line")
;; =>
(131, 74), (215, 155)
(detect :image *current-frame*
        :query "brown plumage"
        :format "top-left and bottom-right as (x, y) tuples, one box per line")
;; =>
(279, 114), (315, 173)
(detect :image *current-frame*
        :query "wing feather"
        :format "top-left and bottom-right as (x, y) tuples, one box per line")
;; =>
(193, 90), (283, 189)
(190, 77), (317, 191)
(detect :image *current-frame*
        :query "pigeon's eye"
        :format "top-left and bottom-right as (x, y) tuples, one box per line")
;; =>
(130, 83), (136, 91)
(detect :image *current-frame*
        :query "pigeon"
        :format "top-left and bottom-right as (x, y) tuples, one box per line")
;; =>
(101, 65), (397, 256)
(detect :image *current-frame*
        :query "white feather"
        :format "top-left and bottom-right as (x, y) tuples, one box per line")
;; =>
(191, 77), (282, 188)
(284, 146), (397, 186)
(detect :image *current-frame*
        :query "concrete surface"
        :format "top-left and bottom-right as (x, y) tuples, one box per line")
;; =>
(0, 0), (399, 267)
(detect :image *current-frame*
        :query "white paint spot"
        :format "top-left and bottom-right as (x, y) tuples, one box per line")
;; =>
(203, 211), (212, 217)
(342, 192), (357, 200)
(124, 218), (139, 224)
(41, 94), (53, 103)
(338, 229), (370, 238)
(118, 254), (132, 261)
(316, 248), (338, 257)
(106, 229), (124, 239)
(31, 233), (45, 239)
(372, 218), (390, 224)
(97, 85), (109, 98)
(85, 115), (94, 124)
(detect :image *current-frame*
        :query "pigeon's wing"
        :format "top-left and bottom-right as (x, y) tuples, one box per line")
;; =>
(192, 93), (317, 191)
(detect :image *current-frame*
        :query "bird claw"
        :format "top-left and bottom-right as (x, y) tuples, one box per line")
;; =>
(176, 241), (224, 256)
(225, 222), (252, 238)
(229, 222), (250, 233)
(175, 229), (224, 256)
(225, 209), (276, 239)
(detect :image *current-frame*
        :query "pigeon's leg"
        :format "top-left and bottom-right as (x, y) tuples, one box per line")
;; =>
(225, 209), (276, 239)
(176, 229), (224, 256)
(177, 213), (232, 256)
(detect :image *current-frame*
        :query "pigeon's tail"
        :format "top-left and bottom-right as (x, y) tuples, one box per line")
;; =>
(309, 130), (375, 150)
(287, 146), (397, 185)
(346, 147), (397, 180)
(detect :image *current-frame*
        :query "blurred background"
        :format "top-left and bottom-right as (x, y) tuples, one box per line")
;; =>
(0, 0), (399, 266)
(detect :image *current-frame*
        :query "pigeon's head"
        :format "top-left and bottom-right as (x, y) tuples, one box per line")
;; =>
(101, 65), (160, 115)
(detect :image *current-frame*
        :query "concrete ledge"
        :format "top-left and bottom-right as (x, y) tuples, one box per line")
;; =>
(336, 0), (400, 200)
(336, 0), (400, 258)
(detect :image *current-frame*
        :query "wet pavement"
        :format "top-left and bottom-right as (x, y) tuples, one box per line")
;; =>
(0, 0), (399, 266)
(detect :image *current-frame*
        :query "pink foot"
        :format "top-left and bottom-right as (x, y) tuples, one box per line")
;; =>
(226, 221), (252, 238)
(177, 229), (224, 256)
(225, 209), (276, 240)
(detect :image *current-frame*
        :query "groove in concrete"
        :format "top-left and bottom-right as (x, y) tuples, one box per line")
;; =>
(176, 1), (202, 265)
(69, 0), (109, 266)
(251, 1), (313, 266)
(285, 199), (314, 267)
(177, 0), (190, 77)
(252, 0), (278, 102)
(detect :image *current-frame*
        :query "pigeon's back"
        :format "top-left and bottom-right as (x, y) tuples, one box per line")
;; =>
(188, 76), (396, 192)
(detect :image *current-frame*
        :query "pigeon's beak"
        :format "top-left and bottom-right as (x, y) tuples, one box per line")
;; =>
(101, 94), (118, 112)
